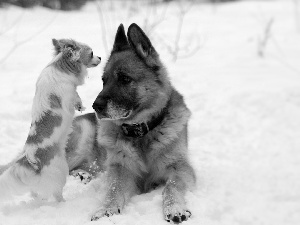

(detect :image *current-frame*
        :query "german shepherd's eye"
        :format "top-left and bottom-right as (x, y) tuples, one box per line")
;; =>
(90, 51), (93, 58)
(117, 72), (132, 85)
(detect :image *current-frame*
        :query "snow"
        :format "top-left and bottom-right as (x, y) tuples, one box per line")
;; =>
(1, 0), (300, 224)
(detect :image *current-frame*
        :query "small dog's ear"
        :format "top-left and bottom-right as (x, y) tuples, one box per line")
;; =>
(63, 45), (81, 62)
(52, 38), (63, 55)
(70, 47), (81, 62)
(127, 23), (159, 67)
(112, 24), (130, 53)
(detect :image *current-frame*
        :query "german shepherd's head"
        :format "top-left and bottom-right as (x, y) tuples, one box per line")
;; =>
(93, 23), (172, 124)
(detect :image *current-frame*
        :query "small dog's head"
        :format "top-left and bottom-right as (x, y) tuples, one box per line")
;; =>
(52, 38), (101, 69)
(92, 23), (171, 123)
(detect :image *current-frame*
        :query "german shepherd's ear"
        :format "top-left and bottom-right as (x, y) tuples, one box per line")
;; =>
(112, 24), (130, 53)
(127, 23), (159, 68)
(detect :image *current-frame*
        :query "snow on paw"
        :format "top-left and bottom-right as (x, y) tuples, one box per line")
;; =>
(91, 207), (121, 221)
(71, 170), (92, 184)
(164, 204), (191, 223)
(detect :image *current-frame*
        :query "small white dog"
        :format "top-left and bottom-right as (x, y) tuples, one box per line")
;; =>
(0, 39), (101, 202)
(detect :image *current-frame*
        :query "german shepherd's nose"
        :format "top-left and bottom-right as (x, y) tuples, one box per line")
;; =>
(92, 97), (106, 114)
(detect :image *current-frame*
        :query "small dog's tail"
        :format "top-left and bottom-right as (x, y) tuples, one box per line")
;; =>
(0, 162), (12, 175)
(0, 163), (32, 202)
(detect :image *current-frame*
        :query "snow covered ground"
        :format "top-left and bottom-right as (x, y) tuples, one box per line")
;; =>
(0, 0), (300, 224)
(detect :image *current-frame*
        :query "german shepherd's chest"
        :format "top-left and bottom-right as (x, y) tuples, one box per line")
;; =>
(98, 122), (166, 177)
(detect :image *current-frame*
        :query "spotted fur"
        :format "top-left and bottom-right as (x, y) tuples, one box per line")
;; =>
(0, 38), (101, 202)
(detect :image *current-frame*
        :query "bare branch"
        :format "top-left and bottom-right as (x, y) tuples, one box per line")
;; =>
(257, 18), (274, 58)
(95, 0), (109, 54)
(143, 1), (169, 34)
(293, 0), (300, 32)
(0, 12), (58, 65)
(177, 37), (205, 59)
(0, 10), (25, 36)
(170, 1), (196, 62)
(92, 0), (199, 62)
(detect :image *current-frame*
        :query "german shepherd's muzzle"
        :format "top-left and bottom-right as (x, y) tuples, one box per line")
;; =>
(92, 81), (136, 120)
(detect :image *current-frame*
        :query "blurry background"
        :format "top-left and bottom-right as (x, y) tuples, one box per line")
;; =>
(0, 1), (300, 225)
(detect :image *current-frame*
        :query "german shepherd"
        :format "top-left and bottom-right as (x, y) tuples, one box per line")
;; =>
(66, 23), (196, 223)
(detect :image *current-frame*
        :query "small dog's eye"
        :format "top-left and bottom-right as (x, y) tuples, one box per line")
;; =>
(117, 72), (132, 85)
(91, 51), (93, 58)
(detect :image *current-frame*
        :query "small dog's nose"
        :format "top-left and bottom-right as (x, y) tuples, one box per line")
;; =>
(98, 56), (101, 61)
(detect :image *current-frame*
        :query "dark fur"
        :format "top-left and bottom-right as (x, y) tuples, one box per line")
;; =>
(26, 111), (62, 145)
(49, 94), (62, 109)
(17, 144), (61, 173)
(66, 24), (196, 223)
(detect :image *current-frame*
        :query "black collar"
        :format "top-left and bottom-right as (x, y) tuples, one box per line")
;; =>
(121, 108), (167, 138)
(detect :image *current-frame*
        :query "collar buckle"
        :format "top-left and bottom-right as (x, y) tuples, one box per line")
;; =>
(121, 122), (149, 138)
(121, 108), (167, 138)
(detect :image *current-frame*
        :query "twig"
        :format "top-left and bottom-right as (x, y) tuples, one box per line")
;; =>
(171, 1), (195, 62)
(172, 9), (185, 61)
(178, 42), (204, 59)
(293, 0), (300, 32)
(257, 18), (274, 58)
(0, 10), (25, 36)
(270, 53), (300, 75)
(95, 0), (109, 54)
(152, 1), (200, 62)
(144, 1), (169, 34)
(0, 12), (58, 65)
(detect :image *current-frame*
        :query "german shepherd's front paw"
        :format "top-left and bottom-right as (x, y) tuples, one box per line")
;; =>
(71, 170), (92, 184)
(91, 206), (121, 221)
(163, 204), (192, 223)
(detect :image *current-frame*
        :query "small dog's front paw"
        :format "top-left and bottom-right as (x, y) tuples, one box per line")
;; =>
(75, 103), (86, 112)
(71, 170), (92, 184)
(164, 204), (191, 223)
(91, 207), (121, 221)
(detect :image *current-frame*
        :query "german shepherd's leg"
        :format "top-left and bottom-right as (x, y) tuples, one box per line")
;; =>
(163, 161), (195, 223)
(66, 113), (105, 178)
(91, 164), (138, 221)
